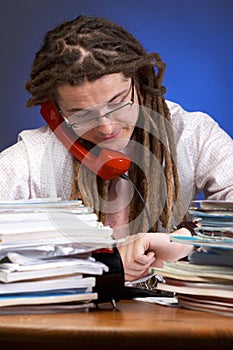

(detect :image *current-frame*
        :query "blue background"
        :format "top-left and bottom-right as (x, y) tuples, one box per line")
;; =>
(0, 0), (232, 151)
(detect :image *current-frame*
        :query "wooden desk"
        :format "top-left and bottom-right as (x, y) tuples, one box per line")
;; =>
(0, 300), (232, 350)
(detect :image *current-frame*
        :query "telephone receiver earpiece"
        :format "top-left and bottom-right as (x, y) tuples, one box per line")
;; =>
(40, 99), (131, 180)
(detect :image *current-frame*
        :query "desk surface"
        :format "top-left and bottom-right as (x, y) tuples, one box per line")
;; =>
(0, 299), (232, 349)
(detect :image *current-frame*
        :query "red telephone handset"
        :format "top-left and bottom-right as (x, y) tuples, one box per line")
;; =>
(40, 100), (131, 180)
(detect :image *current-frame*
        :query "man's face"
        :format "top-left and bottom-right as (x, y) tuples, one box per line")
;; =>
(57, 73), (139, 151)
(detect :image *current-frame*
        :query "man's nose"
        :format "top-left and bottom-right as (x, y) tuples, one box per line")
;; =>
(97, 115), (116, 134)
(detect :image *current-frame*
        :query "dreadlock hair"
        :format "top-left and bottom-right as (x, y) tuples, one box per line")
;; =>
(25, 15), (183, 234)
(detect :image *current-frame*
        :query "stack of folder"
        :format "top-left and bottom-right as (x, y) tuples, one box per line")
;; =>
(150, 200), (233, 317)
(0, 198), (123, 314)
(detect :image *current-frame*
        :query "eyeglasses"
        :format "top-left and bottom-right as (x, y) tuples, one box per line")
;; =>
(58, 79), (134, 131)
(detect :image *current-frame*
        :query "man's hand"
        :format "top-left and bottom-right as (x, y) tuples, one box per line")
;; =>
(117, 229), (193, 282)
(117, 233), (156, 282)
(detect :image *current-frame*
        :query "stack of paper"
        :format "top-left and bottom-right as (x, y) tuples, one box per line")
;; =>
(189, 200), (233, 240)
(0, 198), (118, 249)
(0, 198), (122, 314)
(150, 200), (233, 317)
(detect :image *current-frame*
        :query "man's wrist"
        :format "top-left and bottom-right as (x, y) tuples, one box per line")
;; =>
(175, 221), (198, 236)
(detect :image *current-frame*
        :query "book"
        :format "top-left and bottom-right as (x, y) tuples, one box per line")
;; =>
(155, 281), (233, 298)
(150, 267), (233, 283)
(177, 294), (233, 317)
(0, 302), (95, 315)
(188, 248), (233, 267)
(150, 261), (233, 281)
(0, 253), (109, 283)
(0, 276), (96, 294)
(191, 200), (233, 211)
(0, 290), (98, 307)
(170, 235), (233, 249)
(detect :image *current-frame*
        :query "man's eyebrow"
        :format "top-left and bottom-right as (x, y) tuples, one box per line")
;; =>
(108, 88), (128, 103)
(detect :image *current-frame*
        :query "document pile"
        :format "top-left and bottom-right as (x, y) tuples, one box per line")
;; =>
(0, 199), (123, 314)
(151, 200), (233, 317)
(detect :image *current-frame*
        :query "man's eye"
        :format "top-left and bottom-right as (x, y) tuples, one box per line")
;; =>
(75, 111), (90, 118)
(108, 101), (124, 109)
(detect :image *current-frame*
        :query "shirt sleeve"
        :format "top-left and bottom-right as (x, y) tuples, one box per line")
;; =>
(0, 140), (31, 199)
(169, 100), (233, 201)
(194, 115), (233, 200)
(181, 112), (233, 200)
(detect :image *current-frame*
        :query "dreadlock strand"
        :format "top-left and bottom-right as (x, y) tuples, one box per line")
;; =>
(70, 158), (80, 200)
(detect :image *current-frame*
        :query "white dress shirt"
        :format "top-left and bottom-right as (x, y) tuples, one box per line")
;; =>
(1, 100), (233, 206)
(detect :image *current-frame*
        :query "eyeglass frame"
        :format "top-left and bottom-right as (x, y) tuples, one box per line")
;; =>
(56, 78), (135, 131)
